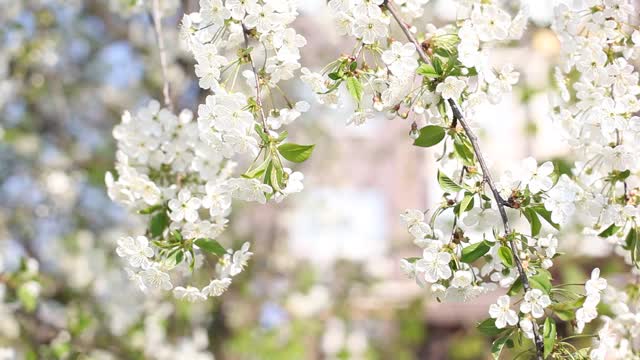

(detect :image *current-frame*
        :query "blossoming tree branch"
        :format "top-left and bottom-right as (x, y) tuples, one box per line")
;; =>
(102, 0), (640, 358)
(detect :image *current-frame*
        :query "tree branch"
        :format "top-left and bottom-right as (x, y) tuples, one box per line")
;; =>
(241, 24), (269, 130)
(384, 2), (545, 358)
(150, 0), (174, 111)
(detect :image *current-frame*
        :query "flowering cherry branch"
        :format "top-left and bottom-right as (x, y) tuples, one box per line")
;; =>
(449, 98), (545, 359)
(299, 0), (613, 358)
(106, 0), (314, 302)
(383, 2), (544, 357)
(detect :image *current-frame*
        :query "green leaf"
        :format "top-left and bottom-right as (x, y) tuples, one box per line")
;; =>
(413, 125), (446, 147)
(458, 193), (475, 217)
(345, 76), (363, 103)
(18, 283), (38, 312)
(624, 227), (639, 266)
(328, 72), (341, 80)
(498, 246), (515, 268)
(543, 317), (557, 358)
(243, 158), (271, 179)
(171, 230), (183, 242)
(174, 250), (184, 266)
(598, 223), (621, 238)
(550, 297), (586, 321)
(275, 130), (288, 143)
(477, 318), (505, 336)
(453, 135), (475, 166)
(432, 57), (443, 75)
(530, 269), (552, 294)
(523, 207), (542, 237)
(194, 238), (226, 256)
(491, 335), (513, 360)
(150, 211), (169, 238)
(349, 60), (358, 71)
(461, 240), (492, 263)
(277, 143), (315, 163)
(437, 170), (463, 193)
(138, 204), (163, 215)
(507, 277), (523, 296)
(417, 64), (439, 78)
(254, 123), (269, 143)
(531, 205), (560, 230)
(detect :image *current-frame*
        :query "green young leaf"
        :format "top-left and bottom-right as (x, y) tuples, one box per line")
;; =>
(530, 205), (560, 230)
(458, 193), (475, 217)
(243, 158), (271, 179)
(624, 227), (639, 266)
(174, 250), (184, 266)
(150, 211), (169, 238)
(437, 170), (463, 193)
(598, 223), (621, 238)
(523, 207), (542, 237)
(277, 143), (315, 163)
(543, 317), (557, 358)
(498, 246), (515, 268)
(461, 240), (492, 263)
(171, 230), (183, 242)
(328, 72), (341, 80)
(194, 238), (226, 256)
(453, 135), (475, 166)
(550, 297), (586, 321)
(491, 335), (514, 360)
(432, 57), (443, 74)
(417, 64), (439, 78)
(138, 204), (163, 215)
(507, 277), (523, 296)
(413, 125), (446, 147)
(17, 283), (38, 312)
(477, 318), (505, 336)
(254, 123), (269, 143)
(345, 76), (363, 103)
(530, 269), (553, 294)
(270, 159), (286, 191)
(275, 130), (288, 143)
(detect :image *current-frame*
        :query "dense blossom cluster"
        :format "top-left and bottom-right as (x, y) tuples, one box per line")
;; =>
(108, 0), (313, 302)
(302, 0), (623, 357)
(302, 0), (526, 128)
(551, 0), (640, 357)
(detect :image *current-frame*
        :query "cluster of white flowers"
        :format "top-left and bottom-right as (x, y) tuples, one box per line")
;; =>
(547, 0), (640, 355)
(108, 0), (313, 301)
(107, 100), (255, 300)
(304, 0), (622, 356)
(576, 268), (607, 333)
(590, 284), (640, 359)
(551, 0), (640, 237)
(301, 0), (526, 128)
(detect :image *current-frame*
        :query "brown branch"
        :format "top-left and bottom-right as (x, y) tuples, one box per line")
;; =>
(384, 1), (545, 358)
(150, 0), (174, 111)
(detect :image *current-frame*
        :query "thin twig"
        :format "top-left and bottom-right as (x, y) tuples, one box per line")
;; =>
(384, 1), (545, 358)
(242, 24), (269, 130)
(150, 0), (174, 111)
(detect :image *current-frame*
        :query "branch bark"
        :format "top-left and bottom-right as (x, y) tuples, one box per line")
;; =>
(384, 2), (545, 358)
